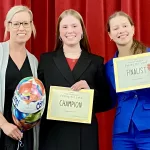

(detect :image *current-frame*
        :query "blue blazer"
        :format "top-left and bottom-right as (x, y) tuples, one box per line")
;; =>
(105, 48), (150, 134)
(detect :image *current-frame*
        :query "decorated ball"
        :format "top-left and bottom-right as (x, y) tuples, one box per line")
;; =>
(12, 77), (46, 131)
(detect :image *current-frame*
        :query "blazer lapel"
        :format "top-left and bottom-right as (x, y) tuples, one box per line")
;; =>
(72, 51), (91, 81)
(26, 50), (38, 78)
(53, 49), (75, 85)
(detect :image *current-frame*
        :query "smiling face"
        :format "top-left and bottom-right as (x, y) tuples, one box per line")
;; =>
(59, 15), (83, 47)
(108, 15), (134, 46)
(7, 11), (32, 44)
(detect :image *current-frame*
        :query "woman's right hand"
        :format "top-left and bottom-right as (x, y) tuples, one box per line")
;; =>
(1, 122), (23, 140)
(147, 64), (150, 71)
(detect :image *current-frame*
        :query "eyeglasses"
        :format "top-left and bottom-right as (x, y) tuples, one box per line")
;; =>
(8, 21), (32, 29)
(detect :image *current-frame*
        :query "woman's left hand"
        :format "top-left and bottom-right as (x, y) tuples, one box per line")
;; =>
(71, 80), (90, 91)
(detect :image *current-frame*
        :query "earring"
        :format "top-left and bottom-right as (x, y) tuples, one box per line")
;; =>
(59, 36), (62, 41)
(81, 34), (83, 39)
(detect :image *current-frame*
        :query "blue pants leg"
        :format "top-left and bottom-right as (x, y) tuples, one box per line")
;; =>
(113, 122), (150, 150)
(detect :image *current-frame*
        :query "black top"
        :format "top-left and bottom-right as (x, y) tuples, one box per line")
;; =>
(0, 56), (33, 150)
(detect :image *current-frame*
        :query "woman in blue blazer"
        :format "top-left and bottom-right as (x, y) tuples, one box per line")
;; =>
(105, 11), (150, 150)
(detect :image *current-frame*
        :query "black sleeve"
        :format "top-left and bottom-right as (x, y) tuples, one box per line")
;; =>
(37, 54), (48, 119)
(92, 58), (113, 113)
(38, 54), (45, 87)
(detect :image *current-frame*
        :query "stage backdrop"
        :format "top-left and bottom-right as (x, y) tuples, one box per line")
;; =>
(0, 0), (150, 149)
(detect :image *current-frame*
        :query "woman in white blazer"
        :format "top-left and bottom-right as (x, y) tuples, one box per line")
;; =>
(0, 5), (39, 150)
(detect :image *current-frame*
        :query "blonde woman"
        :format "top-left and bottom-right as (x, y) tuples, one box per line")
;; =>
(105, 11), (150, 150)
(0, 5), (38, 150)
(38, 9), (112, 150)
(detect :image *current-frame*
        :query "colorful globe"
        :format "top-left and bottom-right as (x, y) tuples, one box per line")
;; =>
(12, 77), (46, 131)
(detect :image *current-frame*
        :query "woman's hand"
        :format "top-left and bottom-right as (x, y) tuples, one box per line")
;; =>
(1, 122), (23, 140)
(147, 64), (150, 71)
(71, 80), (90, 91)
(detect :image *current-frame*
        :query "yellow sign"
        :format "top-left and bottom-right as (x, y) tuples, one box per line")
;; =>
(113, 53), (150, 92)
(47, 86), (94, 124)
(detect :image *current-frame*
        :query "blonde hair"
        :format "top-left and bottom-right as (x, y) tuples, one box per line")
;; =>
(4, 5), (36, 40)
(55, 9), (91, 52)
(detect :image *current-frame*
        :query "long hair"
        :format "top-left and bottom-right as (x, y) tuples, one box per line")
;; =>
(107, 11), (146, 54)
(54, 9), (91, 52)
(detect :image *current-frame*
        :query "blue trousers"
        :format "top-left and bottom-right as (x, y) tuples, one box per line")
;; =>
(113, 122), (150, 150)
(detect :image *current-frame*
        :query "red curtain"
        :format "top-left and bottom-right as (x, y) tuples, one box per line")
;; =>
(0, 0), (150, 150)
